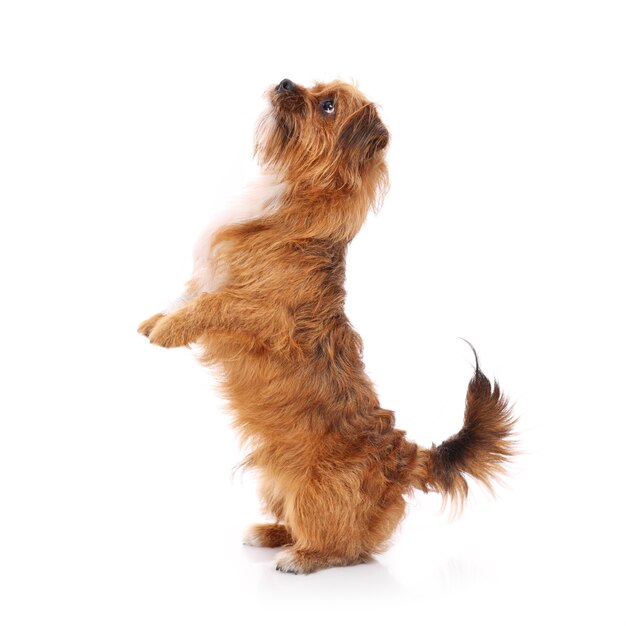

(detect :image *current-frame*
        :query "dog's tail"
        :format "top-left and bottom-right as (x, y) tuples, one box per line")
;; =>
(412, 343), (516, 506)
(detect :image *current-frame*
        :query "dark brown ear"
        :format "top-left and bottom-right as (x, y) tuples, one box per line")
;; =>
(338, 104), (389, 162)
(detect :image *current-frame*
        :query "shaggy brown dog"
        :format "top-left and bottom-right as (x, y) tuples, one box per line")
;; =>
(138, 78), (516, 574)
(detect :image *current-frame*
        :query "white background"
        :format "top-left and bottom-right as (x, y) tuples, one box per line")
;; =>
(1, 1), (625, 624)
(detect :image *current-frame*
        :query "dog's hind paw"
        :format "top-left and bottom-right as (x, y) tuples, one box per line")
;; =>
(244, 523), (292, 548)
(275, 549), (306, 574)
(275, 548), (366, 575)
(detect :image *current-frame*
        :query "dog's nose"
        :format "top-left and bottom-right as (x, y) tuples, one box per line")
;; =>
(277, 78), (296, 94)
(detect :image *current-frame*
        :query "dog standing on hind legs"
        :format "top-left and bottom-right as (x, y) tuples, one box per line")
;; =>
(138, 78), (516, 574)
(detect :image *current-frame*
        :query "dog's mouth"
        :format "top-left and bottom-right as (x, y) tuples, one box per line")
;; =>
(273, 109), (298, 143)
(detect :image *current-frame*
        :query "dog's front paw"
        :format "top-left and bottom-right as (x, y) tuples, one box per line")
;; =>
(148, 313), (195, 348)
(137, 313), (165, 337)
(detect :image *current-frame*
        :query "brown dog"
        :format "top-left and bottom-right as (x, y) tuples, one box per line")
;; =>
(138, 78), (515, 574)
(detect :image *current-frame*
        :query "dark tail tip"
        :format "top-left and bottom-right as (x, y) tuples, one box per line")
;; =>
(458, 337), (480, 373)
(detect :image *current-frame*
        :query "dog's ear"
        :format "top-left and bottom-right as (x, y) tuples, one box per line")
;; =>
(338, 104), (389, 162)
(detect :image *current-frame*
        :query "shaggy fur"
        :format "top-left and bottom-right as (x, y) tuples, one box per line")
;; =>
(138, 78), (516, 574)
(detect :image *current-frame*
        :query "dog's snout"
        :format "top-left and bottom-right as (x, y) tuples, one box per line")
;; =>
(277, 78), (296, 94)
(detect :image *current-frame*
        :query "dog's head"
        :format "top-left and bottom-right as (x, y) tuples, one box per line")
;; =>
(256, 79), (389, 193)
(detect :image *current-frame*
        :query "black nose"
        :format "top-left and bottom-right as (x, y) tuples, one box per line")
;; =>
(277, 78), (296, 93)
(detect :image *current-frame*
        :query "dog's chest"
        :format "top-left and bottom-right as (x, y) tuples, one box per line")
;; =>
(190, 173), (284, 293)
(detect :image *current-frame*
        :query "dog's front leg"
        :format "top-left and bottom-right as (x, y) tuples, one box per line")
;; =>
(146, 292), (237, 348)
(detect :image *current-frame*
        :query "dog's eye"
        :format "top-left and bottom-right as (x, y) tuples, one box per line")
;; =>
(321, 100), (335, 114)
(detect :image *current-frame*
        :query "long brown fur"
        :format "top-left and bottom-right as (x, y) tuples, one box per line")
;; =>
(139, 79), (516, 574)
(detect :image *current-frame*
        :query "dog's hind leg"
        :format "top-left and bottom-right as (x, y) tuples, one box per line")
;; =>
(243, 475), (293, 547)
(274, 477), (370, 574)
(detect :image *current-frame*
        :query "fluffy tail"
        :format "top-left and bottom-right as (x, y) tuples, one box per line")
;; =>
(413, 344), (516, 505)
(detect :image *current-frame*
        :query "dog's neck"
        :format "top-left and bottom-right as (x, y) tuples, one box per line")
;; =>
(268, 162), (388, 242)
